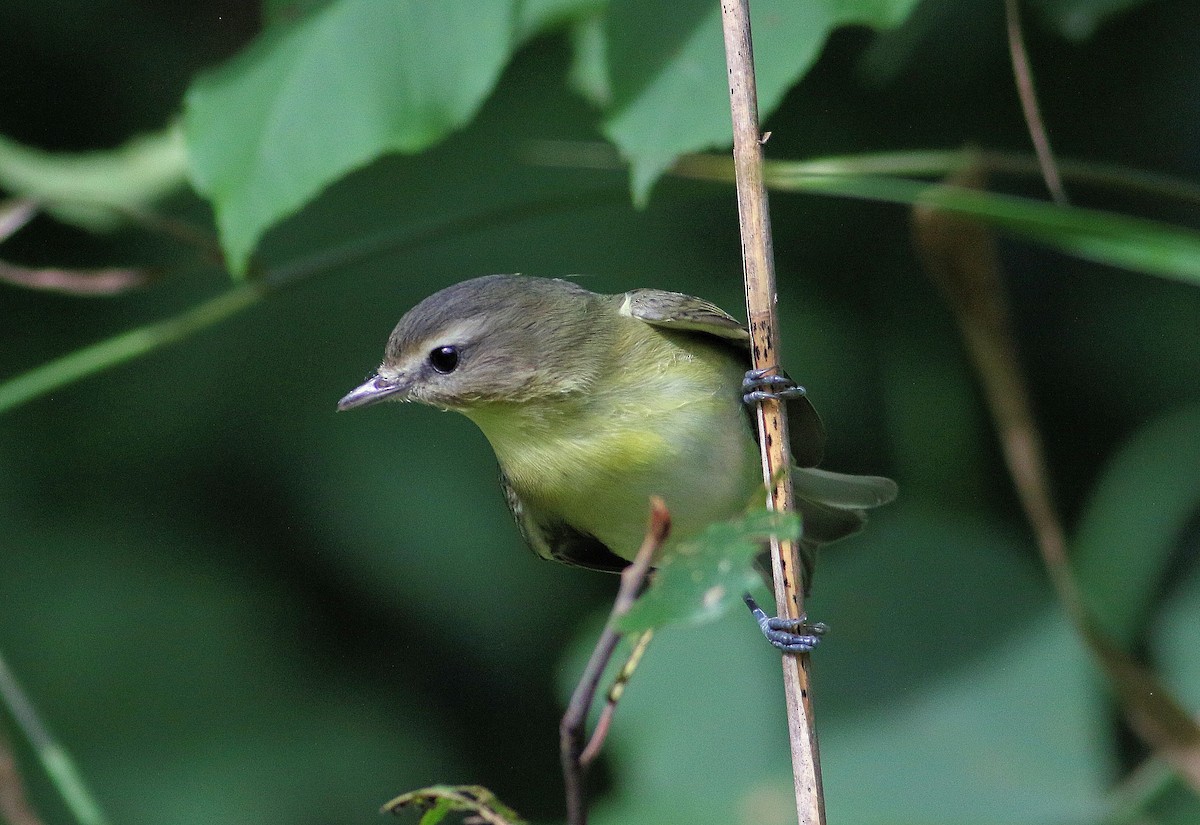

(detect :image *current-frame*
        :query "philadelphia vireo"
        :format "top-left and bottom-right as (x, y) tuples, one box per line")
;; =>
(338, 274), (896, 650)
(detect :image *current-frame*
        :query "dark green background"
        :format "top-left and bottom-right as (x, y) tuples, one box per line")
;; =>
(1, 2), (1198, 823)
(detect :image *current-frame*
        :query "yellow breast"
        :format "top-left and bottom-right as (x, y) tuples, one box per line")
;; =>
(465, 321), (762, 559)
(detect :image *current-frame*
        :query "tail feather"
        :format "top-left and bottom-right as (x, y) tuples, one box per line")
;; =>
(794, 467), (898, 510)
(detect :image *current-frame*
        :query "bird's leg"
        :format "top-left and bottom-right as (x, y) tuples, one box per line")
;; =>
(743, 592), (828, 653)
(742, 368), (822, 651)
(742, 367), (807, 405)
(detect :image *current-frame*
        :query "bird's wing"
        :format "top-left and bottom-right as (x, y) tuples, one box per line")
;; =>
(500, 470), (629, 573)
(620, 288), (750, 341)
(620, 288), (826, 467)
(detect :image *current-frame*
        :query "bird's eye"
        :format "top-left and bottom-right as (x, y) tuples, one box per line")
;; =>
(429, 345), (460, 374)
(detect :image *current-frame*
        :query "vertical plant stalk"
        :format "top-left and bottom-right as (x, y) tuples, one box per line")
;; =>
(719, 3), (825, 825)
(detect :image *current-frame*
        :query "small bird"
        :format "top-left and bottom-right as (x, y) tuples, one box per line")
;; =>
(338, 274), (896, 650)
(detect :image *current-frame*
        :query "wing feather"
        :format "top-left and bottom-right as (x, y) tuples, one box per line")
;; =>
(621, 288), (826, 467)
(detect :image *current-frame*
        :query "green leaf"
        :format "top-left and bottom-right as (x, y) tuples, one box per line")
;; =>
(618, 509), (799, 633)
(183, 0), (519, 275)
(567, 14), (611, 107)
(601, 0), (923, 203)
(1073, 403), (1200, 649)
(381, 785), (527, 825)
(0, 125), (187, 231)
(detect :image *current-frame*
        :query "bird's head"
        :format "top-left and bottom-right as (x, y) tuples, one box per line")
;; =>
(337, 274), (606, 413)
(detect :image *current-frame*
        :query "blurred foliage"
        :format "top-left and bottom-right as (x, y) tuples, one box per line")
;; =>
(1, 1), (1199, 825)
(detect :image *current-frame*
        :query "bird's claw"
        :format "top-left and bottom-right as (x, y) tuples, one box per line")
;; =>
(743, 593), (827, 653)
(742, 367), (807, 405)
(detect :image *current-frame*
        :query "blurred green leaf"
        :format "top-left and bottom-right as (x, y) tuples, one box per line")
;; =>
(617, 509), (799, 634)
(0, 125), (187, 230)
(1073, 404), (1200, 648)
(603, 0), (923, 202)
(184, 0), (520, 275)
(567, 14), (610, 107)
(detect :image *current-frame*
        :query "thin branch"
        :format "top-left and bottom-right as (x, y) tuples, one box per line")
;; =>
(579, 628), (654, 768)
(560, 499), (669, 825)
(719, 3), (824, 824)
(0, 260), (157, 296)
(1005, 0), (1068, 205)
(0, 199), (38, 242)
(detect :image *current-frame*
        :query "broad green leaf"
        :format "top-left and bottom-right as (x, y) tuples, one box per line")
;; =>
(601, 0), (923, 202)
(0, 125), (187, 231)
(184, 0), (519, 275)
(618, 509), (800, 633)
(1073, 403), (1200, 648)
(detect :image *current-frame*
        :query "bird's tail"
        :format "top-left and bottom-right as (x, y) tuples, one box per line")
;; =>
(789, 467), (898, 593)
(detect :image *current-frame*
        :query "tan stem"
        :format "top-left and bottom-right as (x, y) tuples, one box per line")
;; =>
(719, 2), (825, 823)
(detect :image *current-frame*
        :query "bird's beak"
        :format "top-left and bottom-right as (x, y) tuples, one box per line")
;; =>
(337, 373), (409, 411)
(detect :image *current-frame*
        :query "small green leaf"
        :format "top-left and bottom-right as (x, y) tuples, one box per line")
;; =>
(381, 785), (526, 825)
(184, 0), (519, 275)
(618, 509), (800, 633)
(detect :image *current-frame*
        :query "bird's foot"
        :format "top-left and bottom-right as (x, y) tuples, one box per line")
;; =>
(744, 593), (827, 653)
(742, 368), (807, 406)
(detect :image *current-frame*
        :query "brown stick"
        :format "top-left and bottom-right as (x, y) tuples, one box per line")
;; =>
(719, 3), (824, 824)
(560, 499), (669, 825)
(1004, 0), (1068, 205)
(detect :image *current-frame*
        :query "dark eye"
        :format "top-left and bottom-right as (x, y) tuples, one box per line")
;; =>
(429, 345), (460, 374)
